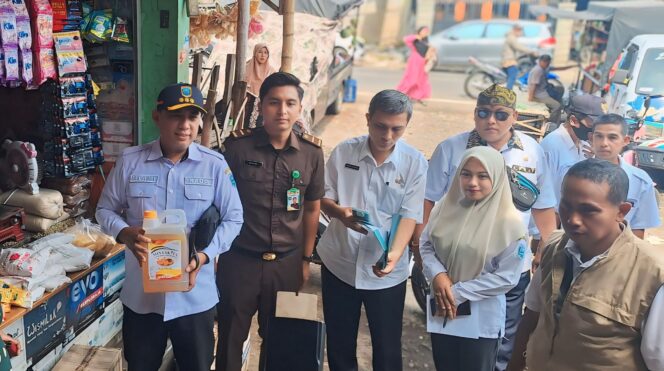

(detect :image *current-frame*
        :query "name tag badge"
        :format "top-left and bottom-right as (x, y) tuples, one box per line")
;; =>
(184, 177), (213, 186)
(130, 175), (158, 183)
(287, 188), (301, 211)
(246, 160), (263, 167)
(344, 163), (360, 171)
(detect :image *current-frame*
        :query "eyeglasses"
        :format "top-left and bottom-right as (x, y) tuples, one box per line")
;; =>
(475, 108), (512, 122)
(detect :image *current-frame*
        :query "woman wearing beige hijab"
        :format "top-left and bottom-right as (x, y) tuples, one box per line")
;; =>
(246, 43), (277, 96)
(246, 43), (277, 127)
(420, 146), (527, 371)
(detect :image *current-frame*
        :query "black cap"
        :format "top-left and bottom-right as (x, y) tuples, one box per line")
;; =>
(156, 83), (207, 114)
(568, 94), (604, 118)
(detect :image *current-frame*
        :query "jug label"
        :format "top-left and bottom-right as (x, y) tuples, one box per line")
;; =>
(148, 239), (182, 280)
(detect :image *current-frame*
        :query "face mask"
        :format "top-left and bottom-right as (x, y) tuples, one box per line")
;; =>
(571, 124), (592, 140)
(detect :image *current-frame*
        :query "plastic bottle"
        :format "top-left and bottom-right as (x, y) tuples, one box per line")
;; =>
(141, 209), (189, 293)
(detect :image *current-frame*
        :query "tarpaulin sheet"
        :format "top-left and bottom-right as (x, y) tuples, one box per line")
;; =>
(295, 0), (363, 20)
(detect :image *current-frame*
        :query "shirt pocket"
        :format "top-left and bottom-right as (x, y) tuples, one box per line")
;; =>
(128, 183), (157, 220)
(184, 184), (214, 202)
(378, 184), (405, 216)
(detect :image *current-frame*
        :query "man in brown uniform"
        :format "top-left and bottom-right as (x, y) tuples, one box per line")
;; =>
(216, 72), (325, 371)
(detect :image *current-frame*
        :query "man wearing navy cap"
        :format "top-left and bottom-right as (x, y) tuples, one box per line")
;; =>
(96, 83), (244, 371)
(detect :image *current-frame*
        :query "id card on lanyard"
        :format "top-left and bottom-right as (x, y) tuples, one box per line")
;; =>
(287, 170), (301, 211)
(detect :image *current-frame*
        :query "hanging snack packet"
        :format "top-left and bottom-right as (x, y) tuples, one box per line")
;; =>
(53, 30), (84, 51)
(20, 48), (32, 85)
(4, 47), (19, 81)
(33, 47), (57, 84)
(87, 10), (112, 43)
(56, 50), (87, 77)
(0, 5), (18, 47)
(28, 0), (53, 49)
(0, 47), (4, 83)
(16, 16), (31, 50)
(111, 17), (129, 43)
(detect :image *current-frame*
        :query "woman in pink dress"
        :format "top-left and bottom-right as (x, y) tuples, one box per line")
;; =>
(397, 27), (434, 104)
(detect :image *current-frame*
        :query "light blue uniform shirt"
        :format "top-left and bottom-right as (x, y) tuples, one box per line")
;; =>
(619, 157), (661, 231)
(540, 126), (589, 210)
(96, 140), (244, 321)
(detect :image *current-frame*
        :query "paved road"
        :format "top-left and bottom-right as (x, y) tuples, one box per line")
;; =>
(352, 66), (472, 102)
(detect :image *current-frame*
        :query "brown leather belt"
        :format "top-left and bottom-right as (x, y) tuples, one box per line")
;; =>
(233, 247), (298, 262)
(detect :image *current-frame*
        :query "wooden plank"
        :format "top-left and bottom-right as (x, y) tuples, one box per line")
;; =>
(201, 65), (221, 148)
(223, 54), (236, 104)
(231, 81), (248, 124)
(191, 52), (204, 88)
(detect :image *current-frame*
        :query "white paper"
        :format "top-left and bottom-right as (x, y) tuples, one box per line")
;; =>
(426, 295), (481, 339)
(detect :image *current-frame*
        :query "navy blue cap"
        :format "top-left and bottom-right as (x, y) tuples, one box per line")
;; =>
(156, 83), (207, 114)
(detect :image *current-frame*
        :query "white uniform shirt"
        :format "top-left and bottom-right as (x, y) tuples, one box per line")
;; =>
(317, 136), (427, 290)
(525, 239), (664, 371)
(426, 130), (556, 271)
(619, 157), (662, 230)
(420, 220), (527, 339)
(540, 126), (589, 210)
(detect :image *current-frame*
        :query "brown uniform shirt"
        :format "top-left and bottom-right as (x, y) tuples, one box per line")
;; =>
(223, 127), (325, 253)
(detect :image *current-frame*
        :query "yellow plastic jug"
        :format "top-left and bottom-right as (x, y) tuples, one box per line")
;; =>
(141, 209), (189, 293)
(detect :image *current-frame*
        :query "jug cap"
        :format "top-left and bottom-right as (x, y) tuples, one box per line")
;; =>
(144, 210), (158, 219)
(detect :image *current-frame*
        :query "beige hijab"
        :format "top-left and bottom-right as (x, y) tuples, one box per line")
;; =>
(429, 146), (526, 282)
(246, 43), (277, 96)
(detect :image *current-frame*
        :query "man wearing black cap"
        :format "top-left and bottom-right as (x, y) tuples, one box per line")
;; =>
(96, 83), (244, 371)
(528, 55), (561, 124)
(540, 94), (604, 211)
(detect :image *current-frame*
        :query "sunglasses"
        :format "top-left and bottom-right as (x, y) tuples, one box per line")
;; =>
(475, 108), (512, 122)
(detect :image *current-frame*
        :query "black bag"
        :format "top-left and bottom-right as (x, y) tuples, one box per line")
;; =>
(506, 166), (540, 212)
(264, 317), (326, 371)
(189, 204), (221, 266)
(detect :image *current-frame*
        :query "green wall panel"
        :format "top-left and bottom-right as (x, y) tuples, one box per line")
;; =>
(139, 0), (190, 144)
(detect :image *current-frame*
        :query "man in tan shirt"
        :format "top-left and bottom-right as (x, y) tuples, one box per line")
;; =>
(501, 24), (536, 90)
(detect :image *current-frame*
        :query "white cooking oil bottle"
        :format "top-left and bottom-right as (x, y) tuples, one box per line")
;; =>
(141, 209), (189, 292)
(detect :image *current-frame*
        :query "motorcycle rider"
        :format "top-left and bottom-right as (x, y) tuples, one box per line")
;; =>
(501, 24), (537, 90)
(528, 55), (562, 124)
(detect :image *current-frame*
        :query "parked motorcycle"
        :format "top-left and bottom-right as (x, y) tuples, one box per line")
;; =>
(464, 56), (563, 100)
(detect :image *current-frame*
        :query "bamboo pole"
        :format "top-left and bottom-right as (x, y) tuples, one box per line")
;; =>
(281, 0), (294, 72)
(201, 65), (220, 148)
(232, 0), (250, 120)
(235, 0), (250, 84)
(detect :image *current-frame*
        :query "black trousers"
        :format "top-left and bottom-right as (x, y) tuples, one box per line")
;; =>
(122, 305), (215, 371)
(431, 333), (500, 371)
(321, 265), (406, 371)
(496, 271), (531, 371)
(216, 249), (302, 371)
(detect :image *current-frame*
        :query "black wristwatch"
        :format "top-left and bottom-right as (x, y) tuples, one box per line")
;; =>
(302, 255), (315, 263)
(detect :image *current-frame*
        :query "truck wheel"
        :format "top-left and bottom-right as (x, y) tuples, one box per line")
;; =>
(326, 90), (343, 115)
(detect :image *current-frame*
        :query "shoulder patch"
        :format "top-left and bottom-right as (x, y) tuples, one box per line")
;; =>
(300, 133), (322, 148)
(229, 129), (253, 139)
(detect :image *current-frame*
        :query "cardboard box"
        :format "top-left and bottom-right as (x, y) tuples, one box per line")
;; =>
(101, 120), (134, 143)
(24, 289), (69, 366)
(102, 141), (132, 162)
(67, 266), (105, 335)
(52, 345), (122, 371)
(103, 251), (125, 305)
(95, 299), (123, 346)
(3, 317), (28, 370)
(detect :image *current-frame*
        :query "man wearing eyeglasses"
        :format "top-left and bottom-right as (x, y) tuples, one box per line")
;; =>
(413, 84), (556, 371)
(540, 94), (604, 212)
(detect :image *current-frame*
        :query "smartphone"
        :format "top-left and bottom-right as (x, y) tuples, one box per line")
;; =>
(352, 208), (372, 225)
(429, 297), (437, 316)
(457, 301), (471, 316)
(375, 250), (388, 270)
